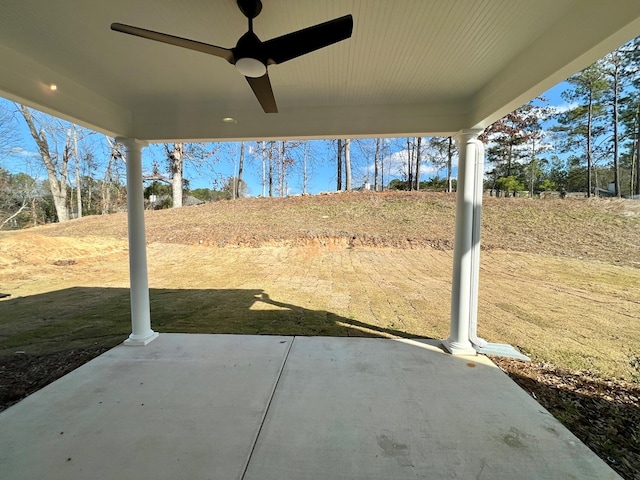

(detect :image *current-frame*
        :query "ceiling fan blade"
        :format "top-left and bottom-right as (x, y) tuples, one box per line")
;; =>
(246, 73), (278, 113)
(263, 15), (353, 65)
(111, 23), (234, 63)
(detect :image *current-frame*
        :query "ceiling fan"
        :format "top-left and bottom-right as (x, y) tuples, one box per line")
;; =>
(111, 0), (353, 113)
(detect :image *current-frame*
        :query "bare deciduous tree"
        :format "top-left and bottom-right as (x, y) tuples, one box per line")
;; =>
(414, 137), (422, 191)
(337, 138), (343, 191)
(144, 143), (218, 207)
(104, 136), (127, 214)
(18, 105), (71, 222)
(406, 138), (414, 190)
(0, 101), (20, 157)
(167, 143), (184, 207)
(0, 171), (39, 229)
(235, 141), (245, 199)
(344, 139), (352, 191)
(254, 141), (277, 197)
(374, 138), (381, 191)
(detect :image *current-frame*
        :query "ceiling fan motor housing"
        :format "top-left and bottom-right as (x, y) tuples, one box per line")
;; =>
(234, 30), (268, 77)
(237, 0), (262, 20)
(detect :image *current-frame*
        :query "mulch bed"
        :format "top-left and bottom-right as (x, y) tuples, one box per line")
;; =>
(493, 358), (640, 480)
(0, 348), (109, 412)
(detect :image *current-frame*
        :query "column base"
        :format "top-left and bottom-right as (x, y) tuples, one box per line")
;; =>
(124, 331), (159, 346)
(441, 338), (477, 356)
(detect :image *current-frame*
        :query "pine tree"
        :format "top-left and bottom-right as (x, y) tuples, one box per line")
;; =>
(617, 37), (640, 196)
(553, 64), (608, 196)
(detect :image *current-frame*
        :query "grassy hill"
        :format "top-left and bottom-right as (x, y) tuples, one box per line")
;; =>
(1, 191), (639, 372)
(36, 191), (640, 266)
(1, 191), (639, 478)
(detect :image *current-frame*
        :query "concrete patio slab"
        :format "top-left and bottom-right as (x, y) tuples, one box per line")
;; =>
(0, 334), (291, 480)
(0, 334), (621, 479)
(245, 337), (618, 479)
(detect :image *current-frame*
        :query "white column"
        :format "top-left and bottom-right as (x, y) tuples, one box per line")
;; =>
(117, 137), (159, 346)
(469, 135), (488, 350)
(442, 129), (484, 355)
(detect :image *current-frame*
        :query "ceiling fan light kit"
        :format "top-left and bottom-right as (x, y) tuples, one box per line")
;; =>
(111, 0), (353, 113)
(235, 57), (267, 78)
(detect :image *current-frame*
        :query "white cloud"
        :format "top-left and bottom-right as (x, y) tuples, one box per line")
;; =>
(8, 146), (36, 157)
(546, 102), (579, 116)
(358, 146), (455, 183)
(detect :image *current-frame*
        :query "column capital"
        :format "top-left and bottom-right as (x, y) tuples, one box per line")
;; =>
(115, 137), (148, 149)
(454, 128), (484, 143)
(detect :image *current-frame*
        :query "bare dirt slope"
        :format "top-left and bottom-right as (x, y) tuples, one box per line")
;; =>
(24, 191), (640, 265)
(1, 191), (639, 478)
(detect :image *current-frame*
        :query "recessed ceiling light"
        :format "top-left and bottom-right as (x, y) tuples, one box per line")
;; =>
(222, 117), (236, 123)
(49, 84), (58, 91)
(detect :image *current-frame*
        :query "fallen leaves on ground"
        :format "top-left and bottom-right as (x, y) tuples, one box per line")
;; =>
(494, 357), (640, 480)
(0, 348), (109, 412)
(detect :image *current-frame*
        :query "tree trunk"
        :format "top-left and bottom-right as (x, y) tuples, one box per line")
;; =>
(374, 138), (380, 192)
(630, 105), (639, 196)
(103, 168), (112, 214)
(103, 136), (123, 215)
(261, 141), (266, 197)
(302, 143), (308, 195)
(168, 143), (184, 208)
(612, 62), (621, 197)
(337, 139), (343, 191)
(73, 127), (82, 218)
(280, 142), (286, 197)
(529, 137), (536, 197)
(381, 145), (385, 191)
(31, 197), (38, 226)
(345, 139), (352, 191)
(407, 138), (413, 190)
(587, 91), (593, 197)
(237, 141), (245, 199)
(447, 136), (453, 193)
(636, 103), (640, 195)
(18, 105), (69, 222)
(86, 158), (92, 214)
(414, 137), (421, 191)
(268, 144), (273, 197)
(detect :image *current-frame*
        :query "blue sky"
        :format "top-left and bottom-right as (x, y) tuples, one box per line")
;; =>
(158, 79), (574, 196)
(1, 80), (572, 196)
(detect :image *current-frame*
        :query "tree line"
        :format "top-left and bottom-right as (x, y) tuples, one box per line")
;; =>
(480, 37), (640, 198)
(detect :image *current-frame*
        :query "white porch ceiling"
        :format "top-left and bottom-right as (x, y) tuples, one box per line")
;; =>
(1, 0), (640, 142)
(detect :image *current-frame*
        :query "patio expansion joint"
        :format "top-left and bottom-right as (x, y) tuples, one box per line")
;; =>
(239, 335), (296, 480)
